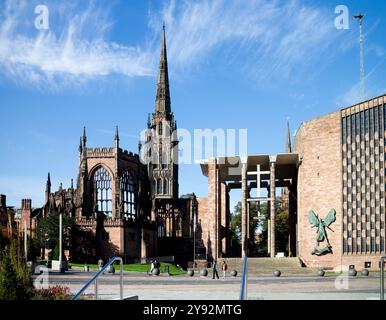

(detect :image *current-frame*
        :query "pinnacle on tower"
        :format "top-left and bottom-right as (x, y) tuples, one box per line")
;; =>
(83, 126), (87, 148)
(79, 137), (83, 154)
(45, 173), (51, 203)
(115, 126), (120, 148)
(147, 113), (151, 128)
(155, 24), (171, 114)
(285, 120), (292, 153)
(46, 172), (51, 188)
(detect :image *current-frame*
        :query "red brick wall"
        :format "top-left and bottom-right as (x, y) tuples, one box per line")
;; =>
(295, 111), (344, 269)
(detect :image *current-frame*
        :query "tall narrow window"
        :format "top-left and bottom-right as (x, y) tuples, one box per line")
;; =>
(121, 170), (136, 220)
(157, 178), (162, 195)
(93, 167), (112, 217)
(158, 218), (165, 237)
(163, 179), (168, 195)
(159, 145), (163, 167)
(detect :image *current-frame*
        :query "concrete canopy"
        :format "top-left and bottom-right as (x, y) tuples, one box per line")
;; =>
(199, 153), (299, 186)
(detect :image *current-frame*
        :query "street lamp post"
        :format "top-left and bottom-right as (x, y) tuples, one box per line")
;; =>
(193, 197), (198, 268)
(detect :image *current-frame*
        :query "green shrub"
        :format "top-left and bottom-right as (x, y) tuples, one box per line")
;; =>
(0, 253), (32, 300)
(0, 240), (33, 300)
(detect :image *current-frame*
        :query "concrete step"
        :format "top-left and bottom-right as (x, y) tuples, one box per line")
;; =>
(197, 258), (318, 275)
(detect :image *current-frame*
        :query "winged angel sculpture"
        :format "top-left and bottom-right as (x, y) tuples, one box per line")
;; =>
(308, 209), (336, 255)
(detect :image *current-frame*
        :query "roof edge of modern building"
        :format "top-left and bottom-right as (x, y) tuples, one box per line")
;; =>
(294, 92), (386, 148)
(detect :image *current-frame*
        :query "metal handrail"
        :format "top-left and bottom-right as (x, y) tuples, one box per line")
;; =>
(239, 256), (248, 300)
(72, 257), (123, 301)
(381, 256), (386, 301)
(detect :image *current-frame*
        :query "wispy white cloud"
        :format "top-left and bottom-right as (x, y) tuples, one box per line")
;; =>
(336, 61), (386, 107)
(150, 0), (342, 83)
(0, 0), (372, 90)
(0, 0), (153, 89)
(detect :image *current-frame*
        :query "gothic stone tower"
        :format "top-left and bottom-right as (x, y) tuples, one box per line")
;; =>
(146, 25), (179, 201)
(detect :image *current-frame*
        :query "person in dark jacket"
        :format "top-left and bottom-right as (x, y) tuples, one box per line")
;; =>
(212, 260), (219, 279)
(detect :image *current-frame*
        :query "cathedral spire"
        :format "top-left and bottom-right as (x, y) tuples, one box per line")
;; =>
(285, 120), (292, 153)
(155, 24), (171, 114)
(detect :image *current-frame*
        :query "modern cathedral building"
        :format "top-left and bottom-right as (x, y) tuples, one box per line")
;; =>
(199, 94), (386, 270)
(295, 94), (386, 269)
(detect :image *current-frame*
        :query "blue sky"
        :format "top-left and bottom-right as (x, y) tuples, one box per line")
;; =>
(0, 0), (385, 208)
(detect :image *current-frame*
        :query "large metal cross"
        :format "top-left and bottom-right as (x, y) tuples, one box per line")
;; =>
(247, 165), (270, 199)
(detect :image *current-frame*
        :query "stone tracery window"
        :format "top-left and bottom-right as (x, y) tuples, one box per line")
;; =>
(121, 170), (136, 220)
(93, 166), (112, 217)
(155, 202), (182, 238)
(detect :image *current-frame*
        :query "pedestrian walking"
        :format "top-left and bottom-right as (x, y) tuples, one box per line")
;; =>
(98, 259), (104, 271)
(212, 260), (219, 279)
(149, 260), (155, 275)
(221, 260), (228, 280)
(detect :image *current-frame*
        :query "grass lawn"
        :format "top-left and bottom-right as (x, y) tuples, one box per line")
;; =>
(69, 262), (186, 275)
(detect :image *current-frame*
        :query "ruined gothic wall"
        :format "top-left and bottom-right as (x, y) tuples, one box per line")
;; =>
(77, 219), (156, 263)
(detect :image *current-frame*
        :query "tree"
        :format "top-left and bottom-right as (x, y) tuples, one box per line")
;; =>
(0, 240), (33, 300)
(230, 199), (289, 256)
(275, 207), (289, 254)
(34, 211), (77, 261)
(34, 211), (96, 263)
(0, 254), (20, 300)
(230, 201), (266, 256)
(0, 226), (4, 259)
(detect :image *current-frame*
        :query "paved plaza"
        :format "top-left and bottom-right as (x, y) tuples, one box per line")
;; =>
(34, 268), (383, 300)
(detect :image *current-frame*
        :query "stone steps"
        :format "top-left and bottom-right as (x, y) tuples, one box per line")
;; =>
(197, 258), (317, 275)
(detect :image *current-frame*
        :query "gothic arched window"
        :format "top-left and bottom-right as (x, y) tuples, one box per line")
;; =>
(121, 170), (136, 220)
(163, 179), (168, 195)
(93, 167), (112, 217)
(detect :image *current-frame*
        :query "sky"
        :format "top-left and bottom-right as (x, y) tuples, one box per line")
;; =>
(0, 0), (385, 208)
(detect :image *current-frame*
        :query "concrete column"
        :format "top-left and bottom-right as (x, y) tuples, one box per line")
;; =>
(241, 162), (248, 257)
(270, 161), (276, 258)
(267, 220), (271, 255)
(267, 188), (271, 256)
(207, 158), (219, 261)
(220, 183), (228, 256)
